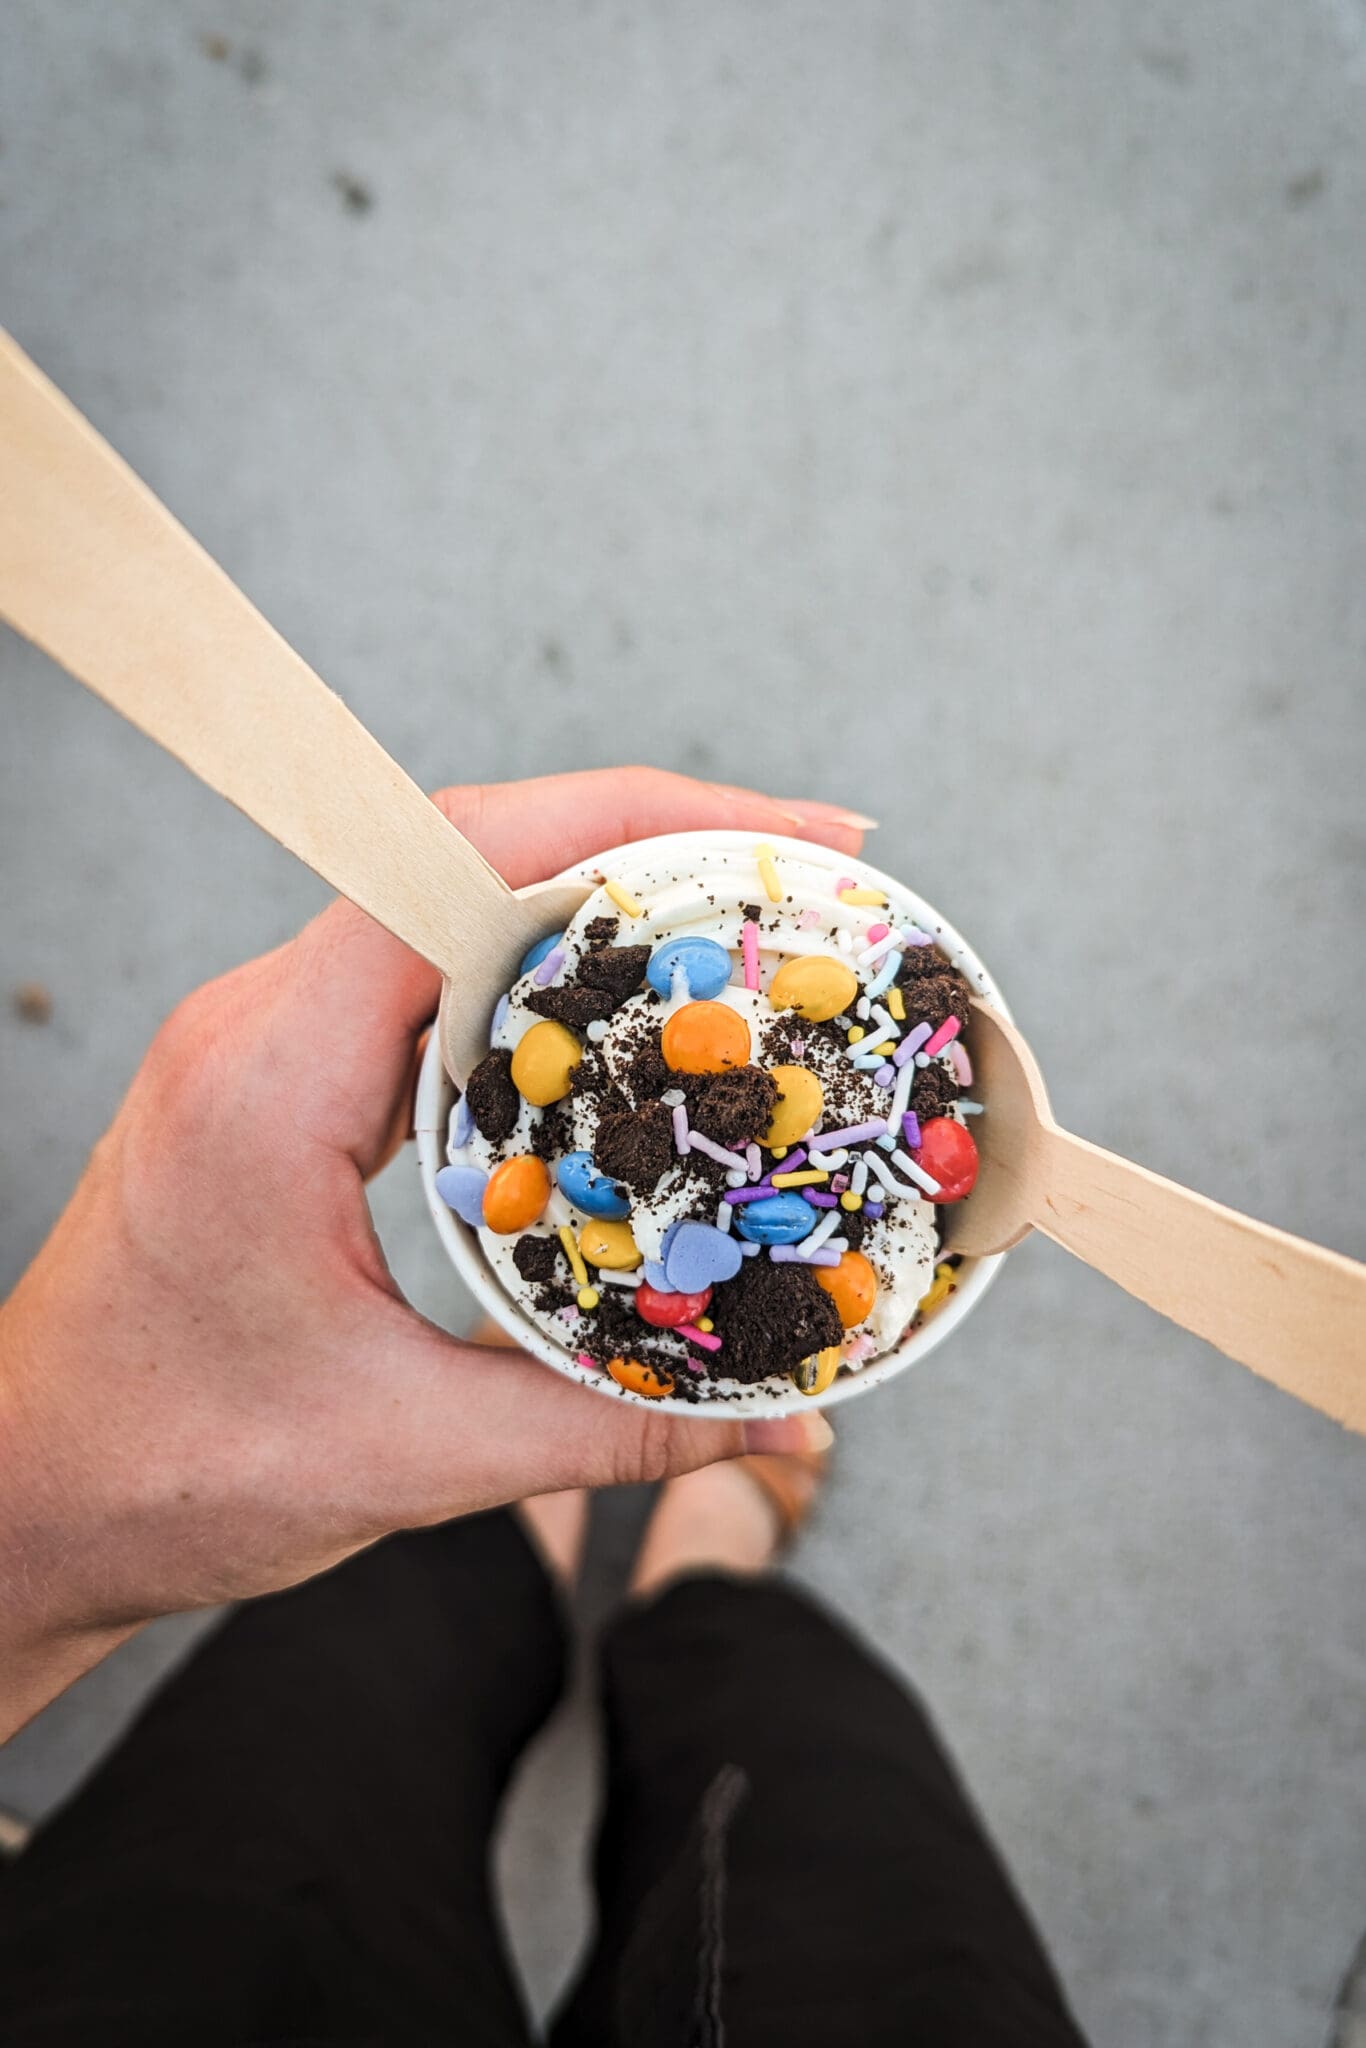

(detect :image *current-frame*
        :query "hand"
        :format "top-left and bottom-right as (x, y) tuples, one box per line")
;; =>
(0, 769), (865, 1735)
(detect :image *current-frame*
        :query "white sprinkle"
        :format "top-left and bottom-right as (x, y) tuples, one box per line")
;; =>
(864, 951), (903, 1001)
(958, 1099), (985, 1115)
(586, 1020), (610, 1044)
(855, 995), (871, 1020)
(876, 1132), (897, 1151)
(746, 1143), (762, 1181)
(717, 1200), (733, 1232)
(598, 1267), (643, 1288)
(889, 1058), (915, 1130)
(821, 1148), (849, 1169)
(833, 1015), (852, 1031)
(893, 1149), (942, 1196)
(865, 1150), (915, 1198)
(836, 928), (853, 953)
(725, 1168), (747, 1188)
(851, 1157), (869, 1195)
(914, 1052), (931, 1067)
(796, 1208), (843, 1259)
(661, 1088), (686, 1107)
(738, 1240), (762, 1257)
(869, 1004), (899, 1039)
(823, 1237), (850, 1254)
(855, 927), (905, 968)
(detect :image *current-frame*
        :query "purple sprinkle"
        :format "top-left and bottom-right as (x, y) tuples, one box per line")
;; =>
(725, 1183), (783, 1204)
(809, 1120), (887, 1151)
(904, 928), (934, 946)
(533, 945), (566, 986)
(803, 1188), (840, 1208)
(892, 1021), (933, 1068)
(768, 1146), (808, 1178)
(873, 1064), (895, 1089)
(864, 1200), (885, 1220)
(902, 1112), (922, 1148)
(768, 1244), (842, 1268)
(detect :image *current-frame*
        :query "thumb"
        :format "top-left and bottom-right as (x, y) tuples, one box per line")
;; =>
(375, 1310), (834, 1521)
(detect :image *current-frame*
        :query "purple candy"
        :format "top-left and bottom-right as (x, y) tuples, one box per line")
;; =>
(433, 1164), (488, 1227)
(664, 1220), (744, 1294)
(450, 1093), (475, 1148)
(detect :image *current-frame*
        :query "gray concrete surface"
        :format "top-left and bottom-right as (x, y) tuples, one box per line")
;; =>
(2, 3), (1364, 2042)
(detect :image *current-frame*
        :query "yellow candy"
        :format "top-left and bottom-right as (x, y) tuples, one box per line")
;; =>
(919, 1262), (958, 1317)
(511, 1019), (581, 1106)
(579, 1218), (643, 1270)
(768, 955), (859, 1023)
(763, 1065), (825, 1149)
(792, 1345), (842, 1396)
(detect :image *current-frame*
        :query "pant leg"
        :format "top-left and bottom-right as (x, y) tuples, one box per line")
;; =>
(551, 1574), (1088, 2048)
(0, 1511), (565, 2048)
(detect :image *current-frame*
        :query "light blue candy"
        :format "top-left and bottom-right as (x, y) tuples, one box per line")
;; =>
(556, 1149), (631, 1220)
(734, 1192), (816, 1245)
(434, 1164), (488, 1227)
(491, 993), (510, 1041)
(519, 930), (565, 977)
(450, 1094), (475, 1148)
(646, 936), (732, 1003)
(642, 1260), (675, 1293)
(663, 1219), (744, 1292)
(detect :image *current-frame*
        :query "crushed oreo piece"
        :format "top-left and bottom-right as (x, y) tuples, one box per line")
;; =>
(577, 944), (649, 1005)
(466, 1047), (521, 1143)
(693, 1065), (778, 1147)
(708, 1254), (844, 1384)
(895, 950), (976, 1033)
(524, 984), (614, 1028)
(740, 902), (762, 922)
(910, 1061), (960, 1123)
(531, 1100), (573, 1163)
(594, 1101), (675, 1192)
(584, 916), (619, 948)
(513, 1234), (561, 1283)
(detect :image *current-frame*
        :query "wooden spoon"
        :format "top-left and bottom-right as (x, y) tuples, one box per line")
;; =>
(0, 330), (590, 1085)
(949, 1003), (1366, 1433)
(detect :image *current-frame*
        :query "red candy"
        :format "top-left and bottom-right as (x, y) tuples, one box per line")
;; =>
(635, 1282), (713, 1329)
(914, 1118), (978, 1203)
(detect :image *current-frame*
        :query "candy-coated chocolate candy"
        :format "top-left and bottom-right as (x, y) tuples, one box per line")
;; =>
(556, 1149), (630, 1220)
(767, 955), (859, 1023)
(511, 1018), (581, 1105)
(579, 1218), (643, 1270)
(607, 1355), (675, 1399)
(482, 1155), (551, 1234)
(915, 1119), (979, 1203)
(919, 1261), (958, 1315)
(791, 1345), (842, 1396)
(662, 1219), (745, 1292)
(661, 1000), (750, 1074)
(734, 1192), (816, 1245)
(815, 1249), (878, 1329)
(646, 936), (732, 1003)
(434, 1163), (487, 1227)
(450, 1094), (475, 1148)
(519, 929), (565, 976)
(635, 1281), (713, 1329)
(762, 1065), (824, 1149)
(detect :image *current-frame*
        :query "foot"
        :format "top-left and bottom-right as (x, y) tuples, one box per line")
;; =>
(469, 1315), (592, 1589)
(629, 1447), (829, 1603)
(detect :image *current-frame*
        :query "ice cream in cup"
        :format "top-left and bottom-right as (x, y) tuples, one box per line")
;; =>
(415, 830), (1009, 1417)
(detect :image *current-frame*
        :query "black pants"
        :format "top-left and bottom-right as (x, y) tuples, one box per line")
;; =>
(0, 1512), (1088, 2046)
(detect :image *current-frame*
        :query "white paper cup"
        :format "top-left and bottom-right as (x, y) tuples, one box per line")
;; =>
(416, 830), (1010, 1417)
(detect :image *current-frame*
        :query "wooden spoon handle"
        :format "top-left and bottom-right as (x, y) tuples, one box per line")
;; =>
(0, 330), (509, 979)
(1038, 1125), (1366, 1433)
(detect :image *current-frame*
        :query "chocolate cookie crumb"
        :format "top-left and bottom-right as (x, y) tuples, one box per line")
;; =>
(594, 1101), (674, 1192)
(577, 944), (649, 1005)
(531, 1101), (573, 1163)
(584, 916), (619, 948)
(466, 1047), (521, 1142)
(513, 1234), (561, 1283)
(524, 984), (614, 1028)
(895, 950), (976, 1033)
(708, 1256), (843, 1384)
(741, 902), (762, 922)
(910, 1062), (960, 1123)
(693, 1065), (778, 1147)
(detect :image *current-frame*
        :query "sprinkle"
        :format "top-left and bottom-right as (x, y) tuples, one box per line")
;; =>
(697, 1316), (714, 1332)
(822, 1149), (850, 1169)
(947, 1037), (974, 1087)
(577, 1288), (601, 1310)
(788, 1038), (805, 1058)
(661, 1087), (686, 1107)
(725, 1168), (748, 1189)
(605, 880), (644, 918)
(575, 1351), (599, 1371)
(798, 907), (823, 929)
(716, 1200), (733, 1231)
(893, 1020), (933, 1068)
(873, 1065), (895, 1089)
(586, 1019), (610, 1043)
(847, 1024), (866, 1044)
(533, 946), (565, 986)
(865, 950), (903, 1000)
(902, 1111), (922, 1148)
(836, 928), (853, 953)
(829, 1173), (850, 1192)
(887, 987), (906, 1021)
(776, 1147), (809, 1174)
(558, 1225), (589, 1287)
(855, 995), (871, 1020)
(491, 994), (510, 1040)
(864, 1201), (884, 1219)
(771, 1168), (830, 1188)
(876, 1133), (897, 1150)
(558, 1305), (579, 1323)
(893, 1149), (942, 1196)
(679, 1323), (722, 1351)
(770, 1244), (842, 1268)
(771, 1144), (788, 1159)
(738, 1240), (762, 1257)
(688, 1131), (750, 1172)
(838, 885), (886, 906)
(915, 1053), (931, 1068)
(869, 1003), (899, 1037)
(865, 1151), (915, 1199)
(888, 1059), (914, 1131)
(851, 1158), (869, 1195)
(725, 1182), (786, 1204)
(676, 1353), (706, 1374)
(672, 1104), (690, 1153)
(835, 875), (856, 895)
(958, 1099), (985, 1115)
(803, 1188), (840, 1207)
(856, 927), (904, 968)
(671, 964), (689, 1005)
(839, 1190), (863, 1212)
(598, 1267), (643, 1288)
(923, 1015), (962, 1058)
(810, 1120), (887, 1150)
(903, 927), (934, 946)
(824, 1238), (850, 1253)
(866, 921), (890, 944)
(746, 1143), (762, 1180)
(796, 1209), (843, 1259)
(742, 918), (761, 989)
(754, 843), (782, 903)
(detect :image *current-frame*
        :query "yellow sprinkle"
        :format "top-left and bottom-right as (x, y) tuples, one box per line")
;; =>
(771, 1168), (830, 1188)
(770, 1144), (788, 1159)
(696, 1316), (714, 1333)
(839, 1190), (863, 1212)
(558, 1224), (589, 1288)
(838, 886), (886, 906)
(604, 879), (643, 918)
(887, 987), (905, 1021)
(868, 1039), (895, 1058)
(846, 1024), (865, 1044)
(577, 1286), (601, 1311)
(754, 842), (782, 904)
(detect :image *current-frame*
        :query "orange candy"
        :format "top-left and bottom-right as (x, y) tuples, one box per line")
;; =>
(815, 1249), (878, 1329)
(482, 1155), (551, 1234)
(607, 1355), (675, 1399)
(660, 1000), (750, 1075)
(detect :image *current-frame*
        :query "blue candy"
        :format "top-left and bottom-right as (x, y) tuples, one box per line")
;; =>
(434, 1164), (488, 1227)
(646, 936), (733, 1003)
(556, 1149), (631, 1220)
(519, 930), (565, 977)
(663, 1219), (744, 1293)
(450, 1094), (475, 1148)
(642, 1260), (675, 1293)
(734, 1192), (816, 1245)
(491, 993), (510, 1042)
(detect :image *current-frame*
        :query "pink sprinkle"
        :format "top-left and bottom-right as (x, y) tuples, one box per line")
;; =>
(789, 1037), (805, 1058)
(742, 918), (760, 990)
(830, 1173), (850, 1192)
(835, 876), (855, 895)
(803, 1188), (840, 1208)
(923, 1015), (962, 1058)
(947, 1037), (973, 1086)
(672, 1104), (690, 1153)
(558, 1306), (579, 1323)
(575, 1351), (600, 1371)
(809, 1119), (887, 1150)
(846, 1334), (876, 1363)
(797, 907), (823, 930)
(902, 1111), (922, 1148)
(867, 922), (890, 944)
(893, 1021), (933, 1068)
(770, 1245), (841, 1268)
(679, 1324), (722, 1352)
(746, 1143), (762, 1180)
(533, 946), (565, 986)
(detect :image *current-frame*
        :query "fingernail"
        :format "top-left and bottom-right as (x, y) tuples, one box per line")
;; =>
(743, 1411), (835, 1455)
(774, 800), (880, 831)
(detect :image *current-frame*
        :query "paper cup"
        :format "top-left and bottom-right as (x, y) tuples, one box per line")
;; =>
(416, 830), (1010, 1417)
